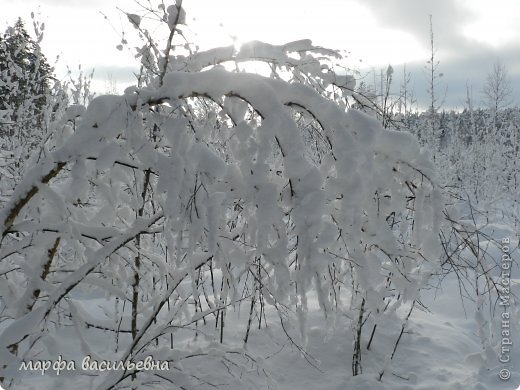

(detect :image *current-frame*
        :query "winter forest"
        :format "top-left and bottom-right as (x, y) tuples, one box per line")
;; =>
(0, 1), (519, 389)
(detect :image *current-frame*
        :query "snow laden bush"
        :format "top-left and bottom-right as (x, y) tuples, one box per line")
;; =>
(0, 3), (443, 388)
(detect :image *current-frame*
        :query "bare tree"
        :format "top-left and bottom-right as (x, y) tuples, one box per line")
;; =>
(424, 15), (446, 150)
(426, 15), (445, 115)
(482, 60), (513, 114)
(398, 63), (416, 118)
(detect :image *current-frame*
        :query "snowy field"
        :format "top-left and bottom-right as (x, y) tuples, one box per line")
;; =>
(3, 212), (519, 389)
(5, 268), (520, 390)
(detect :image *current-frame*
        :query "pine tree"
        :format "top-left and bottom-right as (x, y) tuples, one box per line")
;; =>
(0, 18), (52, 138)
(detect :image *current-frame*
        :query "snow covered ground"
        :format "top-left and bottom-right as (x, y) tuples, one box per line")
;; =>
(8, 256), (520, 390)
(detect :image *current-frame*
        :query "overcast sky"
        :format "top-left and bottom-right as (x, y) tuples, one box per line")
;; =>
(1, 0), (519, 110)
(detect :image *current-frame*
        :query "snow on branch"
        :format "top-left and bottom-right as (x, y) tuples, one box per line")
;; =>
(0, 31), (443, 388)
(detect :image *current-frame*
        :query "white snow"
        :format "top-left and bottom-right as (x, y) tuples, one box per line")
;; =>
(0, 26), (518, 390)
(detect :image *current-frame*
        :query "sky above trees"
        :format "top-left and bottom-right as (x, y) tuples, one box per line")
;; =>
(1, 0), (519, 109)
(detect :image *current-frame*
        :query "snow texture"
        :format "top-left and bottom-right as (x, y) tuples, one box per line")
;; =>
(1, 33), (513, 390)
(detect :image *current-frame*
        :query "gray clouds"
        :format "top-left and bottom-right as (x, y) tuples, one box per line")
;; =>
(385, 47), (520, 110)
(358, 0), (474, 44)
(354, 0), (520, 109)
(4, 0), (518, 109)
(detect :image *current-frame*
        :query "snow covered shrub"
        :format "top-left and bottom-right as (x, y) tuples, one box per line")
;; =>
(0, 2), (443, 388)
